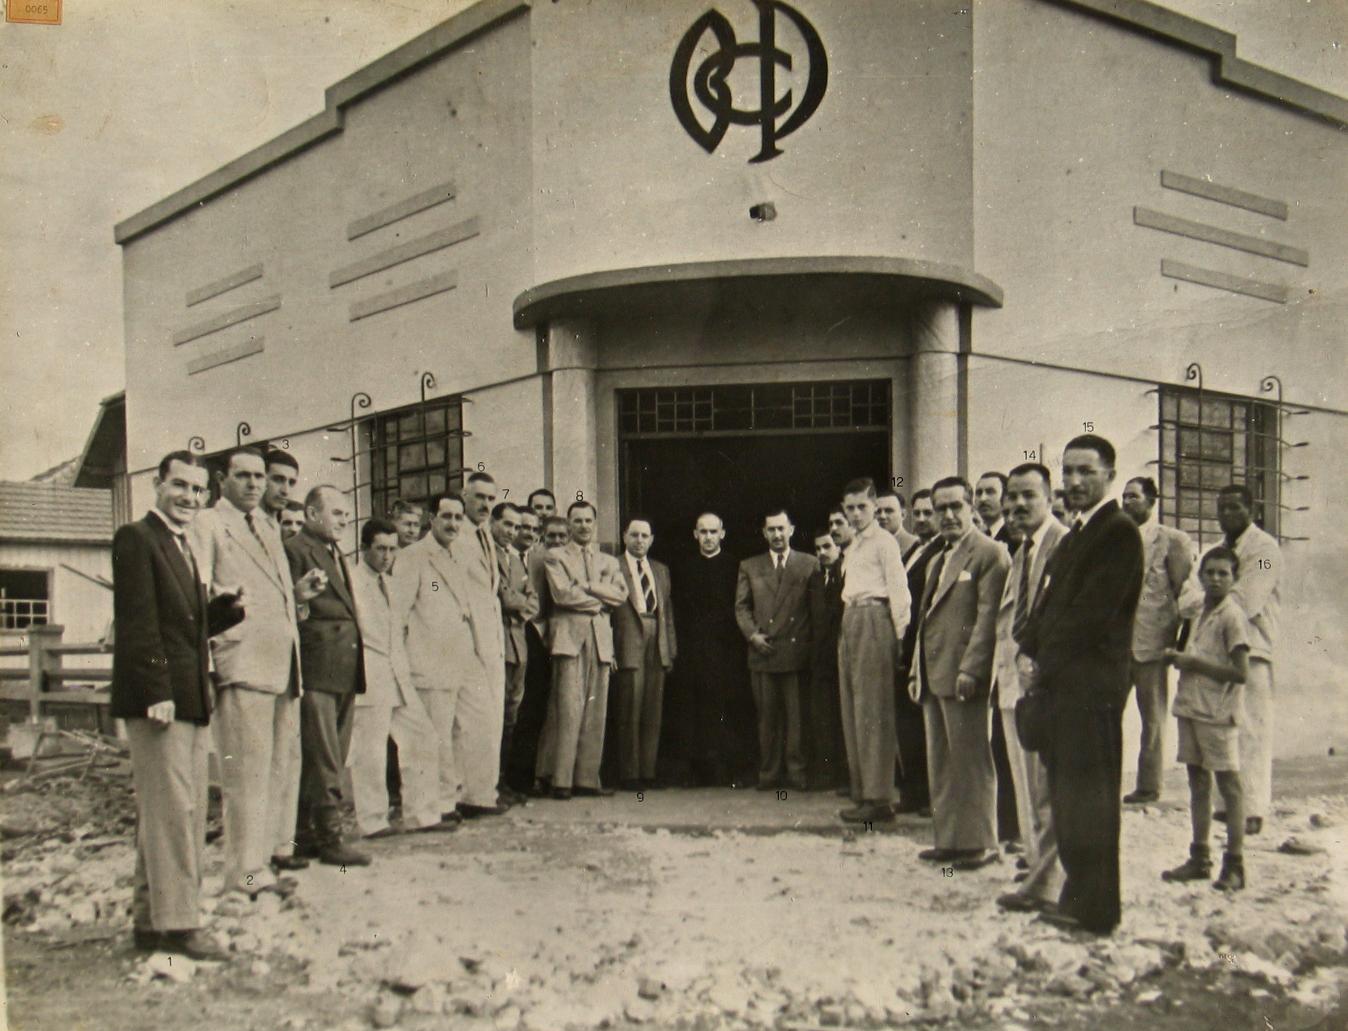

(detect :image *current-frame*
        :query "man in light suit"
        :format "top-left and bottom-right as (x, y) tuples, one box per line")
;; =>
(348, 518), (447, 838)
(612, 515), (677, 790)
(1017, 434), (1143, 935)
(114, 451), (239, 960)
(992, 464), (1068, 913)
(389, 491), (485, 820)
(909, 476), (1009, 871)
(285, 485), (369, 867)
(735, 508), (818, 791)
(542, 500), (628, 797)
(525, 516), (572, 793)
(493, 502), (538, 804)
(1121, 476), (1192, 804)
(875, 489), (921, 558)
(189, 447), (326, 895)
(448, 471), (509, 816)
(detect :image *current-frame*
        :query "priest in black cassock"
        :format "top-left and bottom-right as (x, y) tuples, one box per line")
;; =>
(667, 512), (755, 786)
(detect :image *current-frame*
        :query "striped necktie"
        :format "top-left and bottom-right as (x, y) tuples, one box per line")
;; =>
(639, 561), (656, 613)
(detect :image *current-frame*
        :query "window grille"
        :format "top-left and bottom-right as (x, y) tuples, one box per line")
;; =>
(619, 380), (890, 437)
(367, 400), (466, 520)
(1, 571), (49, 630)
(1156, 385), (1279, 548)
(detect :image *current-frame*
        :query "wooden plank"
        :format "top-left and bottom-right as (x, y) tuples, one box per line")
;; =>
(348, 181), (456, 241)
(1160, 171), (1288, 220)
(329, 218), (478, 288)
(172, 295), (281, 346)
(187, 337), (265, 375)
(1160, 259), (1289, 304)
(0, 687), (112, 704)
(350, 271), (458, 321)
(1135, 207), (1307, 266)
(186, 263), (264, 306)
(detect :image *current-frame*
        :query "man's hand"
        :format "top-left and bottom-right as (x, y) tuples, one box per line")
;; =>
(907, 675), (922, 704)
(954, 672), (978, 702)
(147, 701), (175, 727)
(1016, 654), (1039, 693)
(749, 631), (774, 656)
(294, 568), (328, 603)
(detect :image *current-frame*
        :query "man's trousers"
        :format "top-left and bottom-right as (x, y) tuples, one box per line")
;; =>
(1000, 707), (1062, 902)
(128, 718), (210, 931)
(1241, 659), (1275, 820)
(1046, 701), (1123, 934)
(297, 691), (356, 850)
(1128, 658), (1169, 796)
(350, 696), (441, 835)
(546, 637), (610, 790)
(214, 686), (300, 892)
(750, 671), (804, 787)
(454, 659), (502, 807)
(500, 658), (529, 785)
(417, 685), (461, 813)
(837, 605), (898, 803)
(922, 694), (997, 852)
(614, 617), (665, 782)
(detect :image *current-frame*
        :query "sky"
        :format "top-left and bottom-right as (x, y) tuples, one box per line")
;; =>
(0, 0), (1344, 481)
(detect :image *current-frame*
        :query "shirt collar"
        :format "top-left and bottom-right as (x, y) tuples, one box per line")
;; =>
(986, 516), (1004, 538)
(701, 548), (722, 559)
(148, 507), (186, 538)
(1074, 496), (1110, 529)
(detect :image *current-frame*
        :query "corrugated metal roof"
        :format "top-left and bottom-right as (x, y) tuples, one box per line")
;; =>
(0, 481), (113, 545)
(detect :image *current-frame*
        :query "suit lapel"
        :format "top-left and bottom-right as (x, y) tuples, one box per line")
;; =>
(223, 507), (286, 592)
(927, 535), (971, 613)
(304, 531), (356, 616)
(148, 517), (201, 618)
(620, 557), (641, 615)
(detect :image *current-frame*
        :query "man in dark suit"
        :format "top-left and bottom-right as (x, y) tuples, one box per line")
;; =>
(1017, 434), (1143, 935)
(672, 513), (749, 787)
(804, 528), (846, 789)
(285, 485), (369, 867)
(909, 477), (1009, 868)
(492, 502), (538, 804)
(735, 508), (818, 791)
(612, 515), (677, 789)
(113, 451), (240, 960)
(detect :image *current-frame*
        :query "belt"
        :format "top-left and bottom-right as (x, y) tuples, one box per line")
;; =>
(846, 597), (889, 609)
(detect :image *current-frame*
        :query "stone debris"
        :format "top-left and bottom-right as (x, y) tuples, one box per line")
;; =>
(370, 992), (402, 1028)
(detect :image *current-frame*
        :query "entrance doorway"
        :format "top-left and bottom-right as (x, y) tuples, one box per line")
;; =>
(616, 381), (893, 567)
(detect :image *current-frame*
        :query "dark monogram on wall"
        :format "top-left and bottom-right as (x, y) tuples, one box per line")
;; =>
(670, 0), (828, 163)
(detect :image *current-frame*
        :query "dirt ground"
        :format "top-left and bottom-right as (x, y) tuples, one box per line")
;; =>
(4, 756), (1347, 1030)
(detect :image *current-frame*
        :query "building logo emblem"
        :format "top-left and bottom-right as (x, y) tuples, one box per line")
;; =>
(669, 0), (828, 163)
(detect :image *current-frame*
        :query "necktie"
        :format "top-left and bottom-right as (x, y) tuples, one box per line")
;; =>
(377, 572), (390, 604)
(582, 546), (593, 584)
(330, 544), (347, 588)
(640, 561), (656, 613)
(924, 546), (949, 615)
(1012, 537), (1034, 640)
(244, 512), (267, 551)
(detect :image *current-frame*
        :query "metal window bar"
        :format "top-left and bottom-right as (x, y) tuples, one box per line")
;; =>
(366, 396), (466, 523)
(618, 380), (891, 438)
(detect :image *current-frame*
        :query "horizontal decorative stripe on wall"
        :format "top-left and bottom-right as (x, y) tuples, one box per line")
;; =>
(186, 336), (266, 374)
(1160, 171), (1288, 220)
(1160, 259), (1288, 303)
(347, 181), (457, 241)
(186, 263), (264, 307)
(350, 271), (458, 321)
(172, 295), (281, 346)
(329, 218), (479, 289)
(1135, 207), (1308, 266)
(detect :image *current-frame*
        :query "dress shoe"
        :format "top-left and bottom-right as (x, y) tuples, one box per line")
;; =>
(293, 843), (321, 860)
(1035, 908), (1110, 936)
(270, 854), (311, 871)
(528, 779), (553, 798)
(619, 779), (644, 792)
(1213, 851), (1245, 892)
(502, 787), (530, 806)
(1123, 790), (1159, 805)
(834, 787), (852, 798)
(786, 778), (808, 792)
(458, 802), (509, 817)
(1245, 816), (1263, 836)
(839, 803), (894, 824)
(157, 929), (231, 962)
(951, 848), (1001, 871)
(917, 806), (933, 819)
(551, 788), (572, 800)
(363, 826), (399, 841)
(572, 786), (615, 798)
(917, 847), (958, 863)
(440, 810), (464, 825)
(412, 819), (459, 834)
(132, 928), (161, 952)
(997, 891), (1051, 913)
(319, 844), (371, 867)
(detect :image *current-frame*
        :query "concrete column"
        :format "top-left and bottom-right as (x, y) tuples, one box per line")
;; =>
(545, 318), (599, 526)
(907, 301), (962, 490)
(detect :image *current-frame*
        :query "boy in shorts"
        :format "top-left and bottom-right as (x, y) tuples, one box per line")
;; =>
(1161, 546), (1250, 892)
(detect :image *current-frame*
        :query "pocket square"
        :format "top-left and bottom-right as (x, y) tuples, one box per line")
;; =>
(957, 569), (973, 582)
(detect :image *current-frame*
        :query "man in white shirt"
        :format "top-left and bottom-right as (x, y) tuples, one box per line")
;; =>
(1180, 484), (1280, 834)
(611, 516), (677, 789)
(1121, 476), (1192, 804)
(837, 478), (911, 824)
(348, 518), (448, 838)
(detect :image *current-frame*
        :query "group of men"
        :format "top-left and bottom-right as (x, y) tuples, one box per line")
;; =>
(112, 429), (1280, 956)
